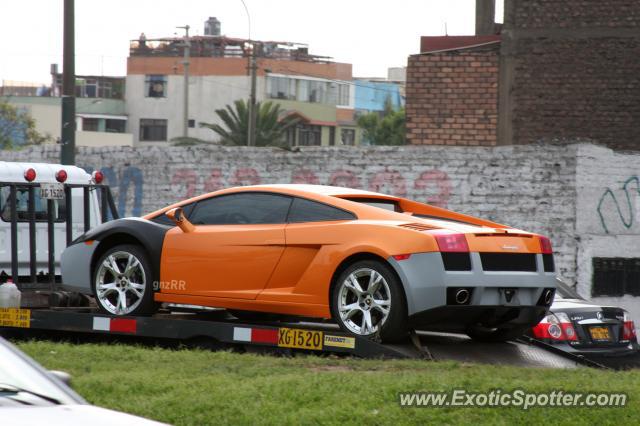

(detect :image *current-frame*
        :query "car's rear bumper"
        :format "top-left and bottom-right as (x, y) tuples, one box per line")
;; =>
(408, 305), (548, 332)
(388, 252), (556, 328)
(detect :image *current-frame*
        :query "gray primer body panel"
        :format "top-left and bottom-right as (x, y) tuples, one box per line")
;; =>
(60, 242), (97, 293)
(388, 252), (557, 316)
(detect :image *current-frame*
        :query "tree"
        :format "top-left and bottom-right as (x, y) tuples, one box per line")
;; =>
(200, 99), (300, 147)
(357, 98), (407, 146)
(0, 100), (48, 149)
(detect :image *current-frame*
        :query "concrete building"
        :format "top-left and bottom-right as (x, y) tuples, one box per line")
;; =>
(2, 96), (133, 147)
(126, 22), (359, 146)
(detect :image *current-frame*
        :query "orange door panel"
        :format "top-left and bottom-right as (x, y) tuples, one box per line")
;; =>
(160, 224), (286, 299)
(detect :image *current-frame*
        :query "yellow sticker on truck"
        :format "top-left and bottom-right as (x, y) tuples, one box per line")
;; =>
(323, 335), (356, 349)
(0, 308), (31, 328)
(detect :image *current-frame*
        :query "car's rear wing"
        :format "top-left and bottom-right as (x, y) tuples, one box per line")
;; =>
(0, 181), (119, 290)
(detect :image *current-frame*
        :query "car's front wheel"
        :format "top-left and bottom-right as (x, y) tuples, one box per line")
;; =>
(92, 244), (158, 316)
(331, 260), (407, 342)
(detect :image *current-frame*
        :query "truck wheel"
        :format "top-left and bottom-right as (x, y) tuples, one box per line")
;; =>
(92, 244), (157, 316)
(331, 260), (408, 343)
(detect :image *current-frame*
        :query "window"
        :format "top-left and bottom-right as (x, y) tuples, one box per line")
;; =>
(145, 75), (167, 98)
(592, 258), (640, 297)
(288, 198), (355, 223)
(341, 129), (355, 146)
(190, 193), (292, 225)
(338, 83), (350, 106)
(83, 118), (99, 132)
(188, 119), (195, 128)
(309, 81), (327, 103)
(98, 80), (113, 98)
(0, 187), (65, 223)
(343, 198), (399, 212)
(298, 124), (322, 146)
(268, 76), (295, 100)
(139, 119), (167, 141)
(106, 119), (126, 133)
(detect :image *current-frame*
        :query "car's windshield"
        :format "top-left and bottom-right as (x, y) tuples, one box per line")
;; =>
(0, 339), (81, 406)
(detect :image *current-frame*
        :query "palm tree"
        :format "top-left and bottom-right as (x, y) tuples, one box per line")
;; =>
(200, 99), (299, 147)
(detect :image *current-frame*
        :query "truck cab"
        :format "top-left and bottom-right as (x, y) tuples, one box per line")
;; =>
(0, 162), (115, 287)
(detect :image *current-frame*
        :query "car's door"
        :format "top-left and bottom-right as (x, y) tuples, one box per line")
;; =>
(160, 192), (292, 299)
(258, 197), (357, 305)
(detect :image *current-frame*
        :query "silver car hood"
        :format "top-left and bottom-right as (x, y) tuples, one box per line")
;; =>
(1, 404), (166, 426)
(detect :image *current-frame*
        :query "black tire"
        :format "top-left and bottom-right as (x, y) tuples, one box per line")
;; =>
(92, 244), (158, 316)
(466, 324), (530, 342)
(331, 260), (408, 343)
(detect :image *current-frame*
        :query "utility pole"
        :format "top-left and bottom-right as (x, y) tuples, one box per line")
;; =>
(247, 41), (258, 146)
(60, 0), (75, 165)
(177, 25), (190, 138)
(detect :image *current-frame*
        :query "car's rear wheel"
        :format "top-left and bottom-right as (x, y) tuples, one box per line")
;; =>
(466, 324), (530, 342)
(331, 260), (407, 343)
(92, 244), (157, 316)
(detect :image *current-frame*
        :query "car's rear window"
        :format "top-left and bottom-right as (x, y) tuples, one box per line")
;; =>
(341, 197), (400, 212)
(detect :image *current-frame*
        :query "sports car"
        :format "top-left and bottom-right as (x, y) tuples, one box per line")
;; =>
(530, 279), (638, 355)
(61, 184), (557, 342)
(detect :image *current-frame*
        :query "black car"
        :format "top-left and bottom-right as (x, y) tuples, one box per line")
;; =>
(530, 279), (639, 356)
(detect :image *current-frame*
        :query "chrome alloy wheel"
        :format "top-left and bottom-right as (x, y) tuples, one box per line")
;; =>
(337, 268), (391, 335)
(95, 251), (147, 315)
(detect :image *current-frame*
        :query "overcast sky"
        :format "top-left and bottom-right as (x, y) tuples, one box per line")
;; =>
(0, 0), (503, 84)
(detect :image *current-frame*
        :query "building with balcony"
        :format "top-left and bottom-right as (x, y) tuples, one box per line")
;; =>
(126, 19), (359, 146)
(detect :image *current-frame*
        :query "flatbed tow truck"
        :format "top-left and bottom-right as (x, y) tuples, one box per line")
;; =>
(0, 166), (609, 370)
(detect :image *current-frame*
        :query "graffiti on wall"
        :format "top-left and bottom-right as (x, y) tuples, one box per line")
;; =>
(597, 176), (640, 234)
(91, 165), (144, 217)
(170, 167), (451, 207)
(88, 165), (452, 217)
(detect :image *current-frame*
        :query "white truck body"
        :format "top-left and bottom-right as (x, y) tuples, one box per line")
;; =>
(0, 162), (102, 280)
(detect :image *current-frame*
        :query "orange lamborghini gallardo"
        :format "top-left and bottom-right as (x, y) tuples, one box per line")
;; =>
(61, 185), (557, 342)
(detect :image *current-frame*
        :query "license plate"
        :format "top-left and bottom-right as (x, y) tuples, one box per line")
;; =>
(0, 308), (31, 328)
(40, 183), (64, 200)
(278, 327), (323, 350)
(589, 326), (611, 341)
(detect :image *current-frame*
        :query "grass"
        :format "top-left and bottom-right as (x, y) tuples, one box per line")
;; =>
(14, 340), (640, 425)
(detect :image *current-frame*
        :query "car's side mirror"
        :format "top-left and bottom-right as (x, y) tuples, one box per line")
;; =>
(49, 370), (72, 386)
(166, 207), (195, 233)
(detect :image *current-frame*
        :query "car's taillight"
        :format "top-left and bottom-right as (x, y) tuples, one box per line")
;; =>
(433, 233), (469, 253)
(531, 313), (577, 342)
(392, 254), (412, 261)
(622, 312), (636, 341)
(539, 236), (553, 254)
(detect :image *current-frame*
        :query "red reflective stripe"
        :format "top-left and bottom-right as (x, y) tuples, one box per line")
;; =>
(110, 318), (137, 334)
(251, 328), (279, 344)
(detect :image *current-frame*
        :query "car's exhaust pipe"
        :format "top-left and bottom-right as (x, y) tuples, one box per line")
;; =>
(455, 289), (470, 305)
(447, 287), (472, 305)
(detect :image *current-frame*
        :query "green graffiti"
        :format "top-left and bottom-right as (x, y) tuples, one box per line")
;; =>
(597, 176), (640, 234)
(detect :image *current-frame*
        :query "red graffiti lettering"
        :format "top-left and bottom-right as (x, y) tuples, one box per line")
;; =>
(291, 168), (320, 184)
(369, 170), (407, 197)
(231, 168), (261, 186)
(171, 168), (197, 198)
(329, 170), (361, 188)
(414, 170), (451, 207)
